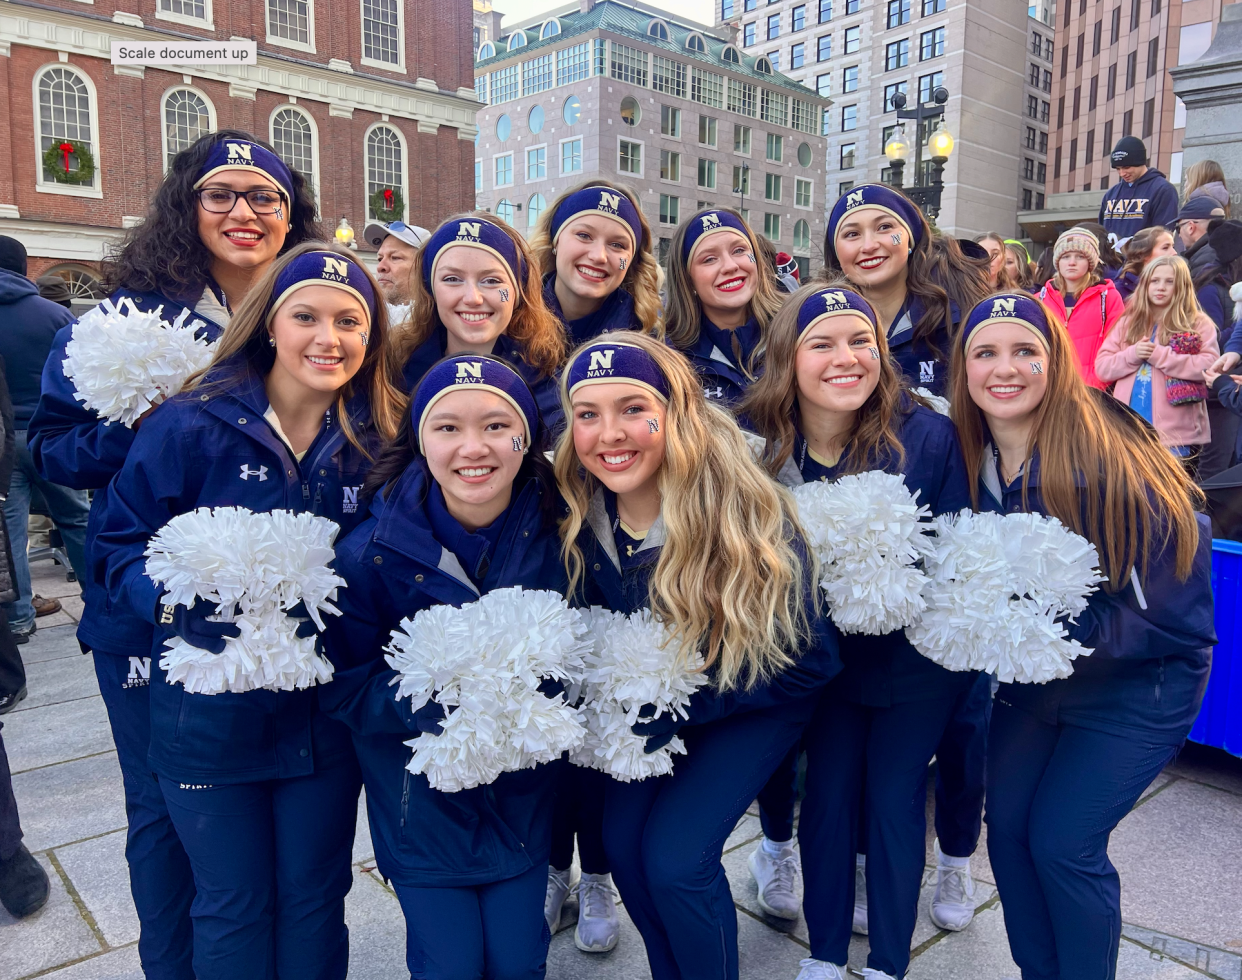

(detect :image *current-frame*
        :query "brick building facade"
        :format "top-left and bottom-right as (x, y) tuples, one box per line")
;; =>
(0, 0), (479, 300)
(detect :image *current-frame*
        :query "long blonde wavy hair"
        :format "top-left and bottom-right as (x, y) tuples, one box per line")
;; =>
(555, 331), (811, 691)
(529, 178), (664, 339)
(1122, 255), (1201, 344)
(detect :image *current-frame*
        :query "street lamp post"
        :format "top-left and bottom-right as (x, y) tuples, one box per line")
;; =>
(738, 162), (750, 214)
(886, 86), (955, 220)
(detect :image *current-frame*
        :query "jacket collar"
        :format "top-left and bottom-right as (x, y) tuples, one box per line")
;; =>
(585, 487), (666, 572)
(542, 275), (636, 346)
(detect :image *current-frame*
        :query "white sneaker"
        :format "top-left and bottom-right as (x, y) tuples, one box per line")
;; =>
(574, 872), (620, 953)
(795, 959), (847, 980)
(748, 841), (802, 920)
(544, 866), (573, 935)
(929, 838), (977, 932)
(852, 854), (868, 935)
(859, 970), (898, 979)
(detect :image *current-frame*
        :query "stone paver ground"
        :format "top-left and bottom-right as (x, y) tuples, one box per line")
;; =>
(4, 560), (1242, 979)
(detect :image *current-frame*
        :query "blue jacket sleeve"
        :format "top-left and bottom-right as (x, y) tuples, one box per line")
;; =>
(1211, 374), (1242, 416)
(1224, 316), (1242, 359)
(1197, 283), (1227, 336)
(1148, 180), (1180, 230)
(28, 323), (138, 490)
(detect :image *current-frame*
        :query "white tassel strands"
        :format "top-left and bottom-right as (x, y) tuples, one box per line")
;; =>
(63, 298), (217, 427)
(144, 507), (344, 694)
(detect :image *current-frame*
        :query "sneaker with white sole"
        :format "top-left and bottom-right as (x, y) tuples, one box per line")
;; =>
(544, 866), (573, 935)
(748, 842), (802, 920)
(795, 958), (847, 980)
(574, 872), (620, 952)
(853, 854), (868, 935)
(859, 970), (898, 979)
(929, 838), (976, 932)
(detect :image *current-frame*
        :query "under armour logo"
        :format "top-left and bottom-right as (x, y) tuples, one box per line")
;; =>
(704, 385), (724, 399)
(239, 464), (269, 481)
(626, 544), (637, 557)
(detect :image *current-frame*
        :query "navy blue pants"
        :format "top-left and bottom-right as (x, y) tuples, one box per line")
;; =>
(159, 757), (360, 980)
(393, 863), (550, 980)
(549, 761), (610, 874)
(986, 701), (1177, 980)
(94, 650), (196, 980)
(756, 744), (799, 842)
(0, 721), (20, 861)
(800, 695), (959, 977)
(603, 709), (802, 980)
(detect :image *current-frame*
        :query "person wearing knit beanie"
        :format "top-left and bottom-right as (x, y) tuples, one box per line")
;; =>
(1053, 227), (1101, 270)
(1038, 227), (1125, 388)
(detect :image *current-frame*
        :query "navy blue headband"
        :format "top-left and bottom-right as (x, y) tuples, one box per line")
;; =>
(194, 139), (295, 203)
(797, 287), (878, 336)
(565, 341), (670, 403)
(961, 293), (1051, 352)
(412, 354), (540, 455)
(681, 210), (752, 263)
(828, 184), (923, 249)
(422, 217), (527, 292)
(268, 251), (377, 326)
(550, 186), (643, 250)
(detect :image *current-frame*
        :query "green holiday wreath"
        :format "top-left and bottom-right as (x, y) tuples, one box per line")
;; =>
(42, 139), (95, 185)
(369, 187), (404, 223)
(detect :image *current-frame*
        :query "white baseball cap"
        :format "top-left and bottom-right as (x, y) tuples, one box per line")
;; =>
(363, 219), (431, 250)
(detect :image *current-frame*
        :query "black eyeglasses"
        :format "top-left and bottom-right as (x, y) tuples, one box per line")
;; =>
(197, 188), (287, 214)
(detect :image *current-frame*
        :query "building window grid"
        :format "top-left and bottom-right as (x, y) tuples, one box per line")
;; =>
(764, 212), (781, 240)
(164, 89), (212, 166)
(699, 115), (718, 146)
(697, 157), (717, 188)
(819, 0), (832, 21)
(692, 68), (725, 109)
(793, 4), (806, 30)
(161, 0), (205, 17)
(562, 138), (583, 173)
(268, 0), (310, 44)
(660, 193), (679, 224)
(841, 141), (856, 168)
(817, 35), (832, 61)
(921, 0), (944, 12)
(271, 107), (313, 185)
(883, 81), (907, 112)
(475, 74), (488, 104)
(38, 67), (94, 184)
(795, 177), (812, 207)
(885, 39), (910, 71)
(842, 65), (859, 92)
(791, 42), (805, 68)
(844, 26), (861, 54)
(495, 153), (513, 186)
(920, 27), (944, 61)
(557, 42), (590, 85)
(594, 39), (607, 75)
(734, 124), (752, 153)
(662, 105), (682, 137)
(619, 139), (642, 173)
(522, 53), (554, 95)
(887, 0), (910, 29)
(841, 104), (858, 131)
(767, 13), (780, 39)
(526, 146), (545, 180)
(365, 125), (403, 217)
(652, 56), (688, 97)
(490, 65), (519, 103)
(766, 132), (783, 161)
(917, 71), (943, 103)
(791, 99), (818, 134)
(727, 78), (757, 116)
(661, 149), (681, 180)
(759, 89), (789, 126)
(362, 0), (400, 65)
(610, 42), (649, 86)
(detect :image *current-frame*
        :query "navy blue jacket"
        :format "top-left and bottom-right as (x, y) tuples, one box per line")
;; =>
(886, 296), (960, 397)
(28, 287), (225, 656)
(1097, 169), (1180, 248)
(790, 403), (978, 706)
(1112, 270), (1139, 303)
(542, 275), (640, 348)
(400, 323), (563, 434)
(320, 465), (565, 887)
(978, 447), (1214, 744)
(0, 267), (75, 426)
(573, 489), (838, 728)
(676, 315), (762, 410)
(94, 362), (382, 784)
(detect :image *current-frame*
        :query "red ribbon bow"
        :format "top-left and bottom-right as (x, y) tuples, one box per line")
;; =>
(58, 142), (75, 173)
(382, 188), (393, 208)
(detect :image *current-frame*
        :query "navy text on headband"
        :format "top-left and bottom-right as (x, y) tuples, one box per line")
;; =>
(565, 341), (671, 404)
(961, 293), (1052, 353)
(266, 251), (378, 327)
(682, 210), (752, 263)
(551, 187), (643, 251)
(412, 354), (540, 455)
(827, 184), (923, 250)
(422, 217), (528, 293)
(194, 139), (296, 204)
(797, 287), (879, 337)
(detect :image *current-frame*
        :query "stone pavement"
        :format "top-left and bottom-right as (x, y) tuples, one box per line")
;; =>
(4, 562), (1242, 979)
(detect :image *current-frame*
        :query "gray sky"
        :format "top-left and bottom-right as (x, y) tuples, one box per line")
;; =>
(497, 0), (718, 30)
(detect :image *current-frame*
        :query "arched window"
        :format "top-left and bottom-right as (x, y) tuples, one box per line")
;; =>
(722, 45), (741, 64)
(271, 106), (316, 190)
(495, 198), (515, 224)
(477, 41), (496, 60)
(163, 89), (213, 168)
(507, 31), (527, 49)
(365, 125), (405, 219)
(44, 264), (106, 308)
(648, 19), (670, 40)
(793, 219), (811, 251)
(36, 66), (97, 189)
(754, 56), (774, 74)
(540, 18), (561, 39)
(528, 193), (546, 228)
(685, 32), (707, 53)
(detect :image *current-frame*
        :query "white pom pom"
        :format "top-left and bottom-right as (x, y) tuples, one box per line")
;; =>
(385, 588), (590, 793)
(144, 507), (345, 694)
(791, 470), (934, 635)
(913, 387), (951, 416)
(63, 298), (217, 427)
(907, 510), (1103, 684)
(569, 608), (710, 782)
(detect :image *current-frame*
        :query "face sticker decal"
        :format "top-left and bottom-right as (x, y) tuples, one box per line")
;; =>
(274, 207), (284, 220)
(867, 346), (880, 360)
(512, 436), (524, 452)
(646, 418), (659, 433)
(359, 332), (369, 347)
(1030, 361), (1044, 375)
(891, 233), (902, 247)
(618, 258), (627, 270)
(746, 252), (756, 264)
(499, 288), (510, 303)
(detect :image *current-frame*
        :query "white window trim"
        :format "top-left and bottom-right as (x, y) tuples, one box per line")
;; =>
(359, 0), (406, 72)
(659, 149), (682, 184)
(658, 193), (680, 225)
(155, 0), (215, 30)
(541, 17), (562, 39)
(362, 120), (408, 221)
(697, 116), (718, 149)
(32, 62), (103, 199)
(648, 18), (671, 40)
(721, 44), (742, 64)
(525, 142), (548, 184)
(559, 135), (584, 175)
(617, 135), (645, 178)
(493, 151), (515, 188)
(268, 102), (321, 201)
(160, 85), (217, 174)
(696, 157), (717, 190)
(475, 158), (483, 192)
(266, 0), (317, 54)
(794, 177), (814, 210)
(660, 105), (682, 141)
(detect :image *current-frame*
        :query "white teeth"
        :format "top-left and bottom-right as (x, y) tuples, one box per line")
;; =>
(226, 231), (261, 240)
(458, 467), (493, 477)
(990, 386), (1022, 393)
(458, 313), (490, 322)
(603, 452), (635, 464)
(307, 356), (342, 365)
(577, 266), (608, 281)
(828, 376), (861, 385)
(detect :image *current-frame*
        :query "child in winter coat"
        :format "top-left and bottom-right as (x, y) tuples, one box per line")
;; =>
(1038, 227), (1124, 389)
(1096, 255), (1218, 463)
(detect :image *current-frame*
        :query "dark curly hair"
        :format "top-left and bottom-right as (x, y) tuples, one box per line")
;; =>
(102, 129), (323, 305)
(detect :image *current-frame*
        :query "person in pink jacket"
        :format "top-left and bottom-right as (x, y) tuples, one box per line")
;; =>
(1096, 255), (1218, 468)
(1038, 227), (1125, 389)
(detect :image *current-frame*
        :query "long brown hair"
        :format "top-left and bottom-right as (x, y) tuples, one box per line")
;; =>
(740, 279), (907, 477)
(187, 241), (405, 455)
(528, 178), (663, 338)
(950, 295), (1202, 586)
(1122, 255), (1202, 344)
(1184, 159), (1229, 217)
(975, 232), (1016, 290)
(661, 208), (786, 372)
(400, 212), (566, 377)
(555, 332), (810, 692)
(1120, 226), (1176, 279)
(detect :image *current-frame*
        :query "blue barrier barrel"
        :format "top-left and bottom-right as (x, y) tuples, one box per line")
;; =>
(1188, 539), (1242, 757)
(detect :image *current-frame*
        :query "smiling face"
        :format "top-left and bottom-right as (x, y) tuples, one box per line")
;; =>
(554, 214), (634, 304)
(833, 208), (911, 290)
(267, 284), (368, 396)
(1057, 250), (1092, 288)
(1146, 264), (1177, 307)
(570, 382), (666, 498)
(794, 314), (883, 421)
(687, 232), (758, 325)
(196, 170), (291, 277)
(964, 321), (1049, 426)
(375, 236), (419, 305)
(421, 389), (526, 530)
(432, 245), (517, 355)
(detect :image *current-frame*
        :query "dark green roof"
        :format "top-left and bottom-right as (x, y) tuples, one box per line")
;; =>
(474, 0), (823, 100)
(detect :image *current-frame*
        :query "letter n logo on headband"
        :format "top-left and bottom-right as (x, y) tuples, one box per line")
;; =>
(323, 257), (350, 278)
(700, 212), (722, 231)
(455, 361), (484, 380)
(598, 192), (621, 213)
(991, 297), (1017, 316)
(456, 222), (482, 241)
(588, 349), (615, 373)
(845, 190), (865, 209)
(226, 142), (253, 162)
(823, 290), (847, 308)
